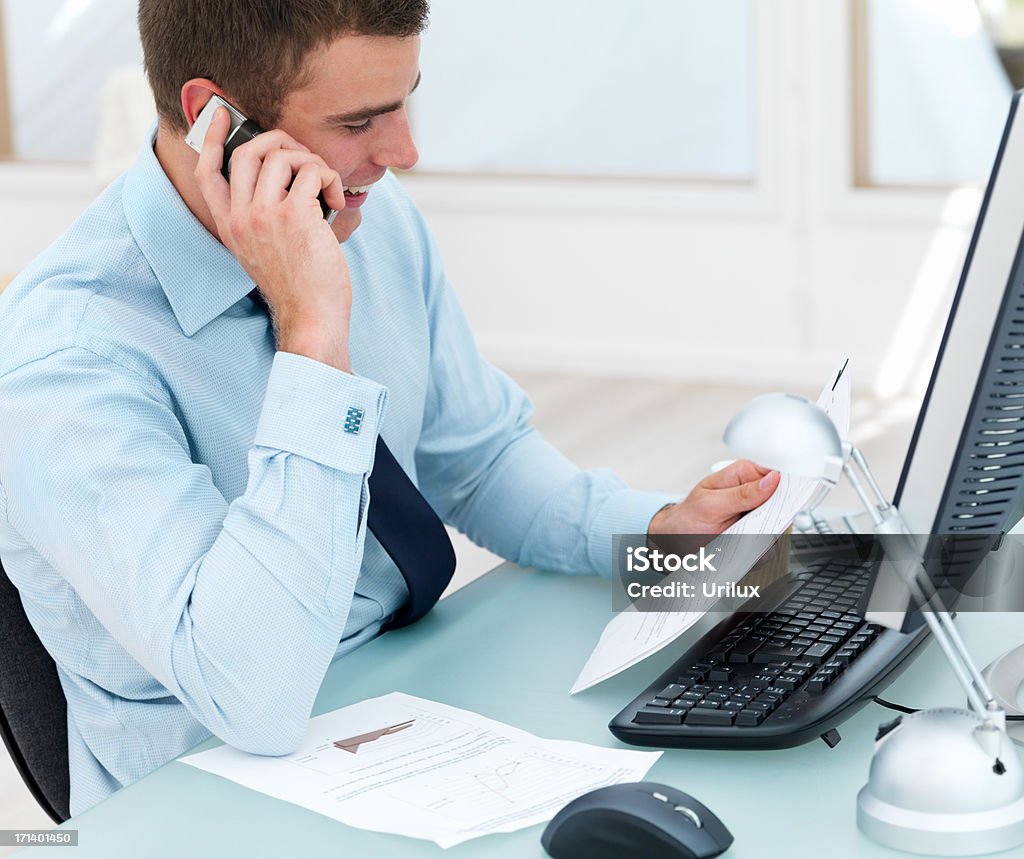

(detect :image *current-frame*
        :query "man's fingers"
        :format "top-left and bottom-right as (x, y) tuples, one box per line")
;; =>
(253, 150), (342, 209)
(193, 107), (232, 223)
(319, 170), (347, 212)
(228, 134), (311, 209)
(744, 469), (780, 506)
(704, 469), (779, 521)
(701, 459), (771, 491)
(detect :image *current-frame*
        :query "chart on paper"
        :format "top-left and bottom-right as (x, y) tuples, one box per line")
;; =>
(181, 693), (661, 848)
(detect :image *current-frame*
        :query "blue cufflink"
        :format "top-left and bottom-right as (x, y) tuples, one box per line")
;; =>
(344, 407), (365, 435)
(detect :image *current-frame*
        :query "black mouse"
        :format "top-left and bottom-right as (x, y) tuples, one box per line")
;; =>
(541, 781), (734, 859)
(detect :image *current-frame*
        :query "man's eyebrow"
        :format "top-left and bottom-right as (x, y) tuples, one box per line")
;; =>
(325, 71), (421, 125)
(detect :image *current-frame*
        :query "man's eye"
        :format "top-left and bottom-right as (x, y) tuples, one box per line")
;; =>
(345, 119), (373, 135)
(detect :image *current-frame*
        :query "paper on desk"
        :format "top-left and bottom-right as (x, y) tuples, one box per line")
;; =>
(570, 361), (851, 694)
(180, 692), (661, 848)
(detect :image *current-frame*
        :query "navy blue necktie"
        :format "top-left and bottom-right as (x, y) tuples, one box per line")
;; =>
(249, 290), (456, 628)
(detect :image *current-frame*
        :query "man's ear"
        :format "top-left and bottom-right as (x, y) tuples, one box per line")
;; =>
(180, 79), (227, 129)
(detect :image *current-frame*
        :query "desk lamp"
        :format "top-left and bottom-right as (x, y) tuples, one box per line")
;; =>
(724, 393), (1024, 856)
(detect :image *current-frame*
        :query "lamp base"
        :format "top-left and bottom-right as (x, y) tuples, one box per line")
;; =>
(858, 787), (1024, 856)
(857, 708), (1024, 856)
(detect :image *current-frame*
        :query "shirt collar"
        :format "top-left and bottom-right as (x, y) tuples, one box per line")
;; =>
(122, 127), (256, 337)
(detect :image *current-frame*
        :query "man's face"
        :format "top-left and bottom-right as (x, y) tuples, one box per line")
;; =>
(277, 34), (421, 243)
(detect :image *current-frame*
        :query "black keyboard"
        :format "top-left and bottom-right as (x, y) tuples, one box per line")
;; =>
(610, 550), (932, 749)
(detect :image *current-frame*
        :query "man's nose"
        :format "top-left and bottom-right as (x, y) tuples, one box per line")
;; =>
(376, 108), (419, 171)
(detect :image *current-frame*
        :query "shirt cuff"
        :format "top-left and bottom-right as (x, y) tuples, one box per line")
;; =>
(254, 352), (388, 473)
(588, 489), (678, 577)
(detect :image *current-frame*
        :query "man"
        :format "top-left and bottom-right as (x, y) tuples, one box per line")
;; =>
(0, 1), (779, 815)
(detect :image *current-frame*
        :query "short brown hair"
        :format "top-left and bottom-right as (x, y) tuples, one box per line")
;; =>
(138, 0), (429, 134)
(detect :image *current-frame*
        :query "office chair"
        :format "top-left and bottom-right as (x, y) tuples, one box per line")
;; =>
(0, 559), (70, 823)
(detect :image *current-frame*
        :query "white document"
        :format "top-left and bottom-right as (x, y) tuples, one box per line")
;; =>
(570, 361), (852, 694)
(181, 692), (661, 848)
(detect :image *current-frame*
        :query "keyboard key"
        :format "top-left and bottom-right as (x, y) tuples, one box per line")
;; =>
(634, 708), (686, 724)
(805, 675), (831, 693)
(748, 674), (775, 689)
(819, 634), (842, 646)
(834, 649), (856, 665)
(775, 676), (800, 691)
(705, 692), (729, 703)
(792, 660), (815, 671)
(648, 698), (673, 708)
(804, 642), (835, 663)
(821, 611), (842, 619)
(726, 638), (765, 663)
(681, 691), (705, 703)
(753, 645), (805, 664)
(805, 624), (829, 635)
(709, 667), (735, 683)
(736, 709), (768, 727)
(723, 701), (746, 711)
(658, 684), (688, 701)
(686, 707), (737, 726)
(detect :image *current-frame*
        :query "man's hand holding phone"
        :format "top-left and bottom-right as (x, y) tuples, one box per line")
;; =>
(194, 105), (352, 372)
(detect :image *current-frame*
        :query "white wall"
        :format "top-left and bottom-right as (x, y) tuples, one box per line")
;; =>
(0, 2), (984, 399)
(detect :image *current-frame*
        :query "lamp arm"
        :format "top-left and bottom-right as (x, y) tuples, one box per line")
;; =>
(845, 450), (1003, 726)
(896, 557), (993, 720)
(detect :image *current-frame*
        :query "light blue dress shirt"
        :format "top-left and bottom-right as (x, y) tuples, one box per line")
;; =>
(0, 137), (673, 815)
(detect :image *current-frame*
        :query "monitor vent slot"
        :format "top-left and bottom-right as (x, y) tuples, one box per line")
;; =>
(935, 273), (1024, 534)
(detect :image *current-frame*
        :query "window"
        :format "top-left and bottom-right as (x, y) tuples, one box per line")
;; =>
(413, 0), (755, 180)
(852, 0), (1012, 187)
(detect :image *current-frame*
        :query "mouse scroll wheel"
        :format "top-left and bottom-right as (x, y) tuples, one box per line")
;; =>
(652, 792), (703, 828)
(673, 806), (703, 828)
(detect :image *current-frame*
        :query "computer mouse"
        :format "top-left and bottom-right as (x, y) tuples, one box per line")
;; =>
(541, 781), (734, 859)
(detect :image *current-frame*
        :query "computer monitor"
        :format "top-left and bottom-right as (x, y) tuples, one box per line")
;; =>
(895, 91), (1024, 536)
(872, 90), (1024, 627)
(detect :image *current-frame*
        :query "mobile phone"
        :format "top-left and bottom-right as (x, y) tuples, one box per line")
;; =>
(185, 94), (338, 225)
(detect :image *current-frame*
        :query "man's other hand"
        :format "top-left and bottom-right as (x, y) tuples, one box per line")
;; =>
(648, 460), (780, 536)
